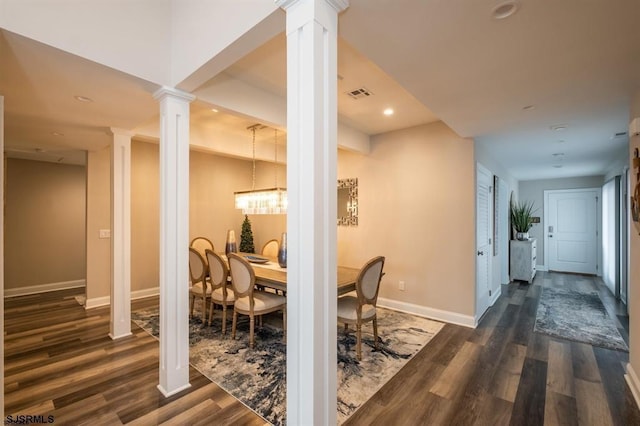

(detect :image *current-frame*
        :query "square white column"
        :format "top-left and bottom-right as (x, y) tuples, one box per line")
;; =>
(277, 0), (348, 424)
(153, 86), (195, 397)
(109, 127), (133, 340)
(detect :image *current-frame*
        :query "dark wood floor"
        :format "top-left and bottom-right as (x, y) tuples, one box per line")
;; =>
(345, 271), (640, 425)
(3, 289), (268, 425)
(4, 271), (639, 425)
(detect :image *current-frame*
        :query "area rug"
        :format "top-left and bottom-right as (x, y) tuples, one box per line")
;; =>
(534, 287), (628, 352)
(132, 306), (443, 425)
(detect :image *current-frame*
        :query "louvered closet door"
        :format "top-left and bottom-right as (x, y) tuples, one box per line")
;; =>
(476, 164), (492, 318)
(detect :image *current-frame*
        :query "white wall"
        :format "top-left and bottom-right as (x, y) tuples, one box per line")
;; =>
(0, 0), (172, 85)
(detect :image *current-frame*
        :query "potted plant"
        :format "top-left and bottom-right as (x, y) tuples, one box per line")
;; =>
(510, 200), (535, 240)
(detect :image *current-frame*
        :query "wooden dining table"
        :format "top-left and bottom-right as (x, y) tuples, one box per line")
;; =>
(228, 253), (360, 296)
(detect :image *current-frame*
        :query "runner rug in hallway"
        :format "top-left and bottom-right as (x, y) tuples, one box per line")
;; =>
(132, 306), (444, 425)
(534, 286), (628, 352)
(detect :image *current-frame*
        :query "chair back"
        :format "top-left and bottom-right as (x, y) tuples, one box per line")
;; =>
(356, 256), (385, 306)
(189, 247), (207, 285)
(190, 237), (214, 258)
(261, 239), (279, 258)
(206, 249), (229, 290)
(228, 253), (255, 298)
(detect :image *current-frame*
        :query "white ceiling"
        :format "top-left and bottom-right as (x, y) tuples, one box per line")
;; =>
(2, 0), (640, 180)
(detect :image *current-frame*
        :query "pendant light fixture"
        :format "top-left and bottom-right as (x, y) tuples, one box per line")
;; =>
(234, 124), (287, 215)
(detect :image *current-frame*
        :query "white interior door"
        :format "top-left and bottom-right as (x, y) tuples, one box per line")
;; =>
(476, 164), (492, 319)
(546, 189), (598, 274)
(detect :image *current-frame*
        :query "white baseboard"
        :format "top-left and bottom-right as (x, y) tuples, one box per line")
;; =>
(536, 264), (548, 272)
(85, 287), (160, 309)
(490, 286), (502, 306)
(132, 287), (160, 300)
(4, 279), (86, 297)
(625, 363), (640, 410)
(377, 297), (476, 328)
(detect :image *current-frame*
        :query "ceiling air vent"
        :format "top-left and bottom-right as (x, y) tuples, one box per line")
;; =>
(345, 87), (373, 100)
(611, 131), (628, 140)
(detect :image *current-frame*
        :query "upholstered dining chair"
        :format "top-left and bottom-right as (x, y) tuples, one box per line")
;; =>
(227, 252), (286, 348)
(205, 249), (235, 334)
(190, 236), (214, 258)
(189, 247), (211, 322)
(337, 256), (386, 360)
(261, 239), (279, 258)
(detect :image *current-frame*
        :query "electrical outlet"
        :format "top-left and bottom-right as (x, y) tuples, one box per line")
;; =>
(398, 280), (405, 291)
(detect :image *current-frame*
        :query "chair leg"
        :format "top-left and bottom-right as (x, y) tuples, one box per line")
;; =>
(189, 295), (195, 317)
(249, 314), (255, 349)
(201, 296), (208, 323)
(221, 305), (227, 335)
(282, 307), (287, 344)
(232, 310), (238, 340)
(344, 323), (349, 331)
(208, 301), (215, 326)
(373, 317), (379, 350)
(356, 323), (362, 361)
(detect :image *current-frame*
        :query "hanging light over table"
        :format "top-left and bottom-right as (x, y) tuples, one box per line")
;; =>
(234, 124), (287, 215)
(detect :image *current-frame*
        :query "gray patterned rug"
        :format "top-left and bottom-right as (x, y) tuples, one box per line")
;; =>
(132, 306), (443, 425)
(534, 287), (628, 352)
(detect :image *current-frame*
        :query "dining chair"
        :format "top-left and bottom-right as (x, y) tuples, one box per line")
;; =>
(261, 239), (279, 258)
(227, 252), (286, 348)
(190, 236), (214, 258)
(189, 247), (211, 323)
(206, 249), (235, 334)
(337, 256), (386, 360)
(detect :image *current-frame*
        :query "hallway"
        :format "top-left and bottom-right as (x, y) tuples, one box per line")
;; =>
(345, 271), (638, 425)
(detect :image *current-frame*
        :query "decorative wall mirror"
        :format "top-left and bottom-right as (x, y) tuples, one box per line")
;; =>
(337, 178), (358, 226)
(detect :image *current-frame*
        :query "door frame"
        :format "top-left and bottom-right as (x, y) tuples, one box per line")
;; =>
(543, 188), (602, 275)
(476, 162), (493, 322)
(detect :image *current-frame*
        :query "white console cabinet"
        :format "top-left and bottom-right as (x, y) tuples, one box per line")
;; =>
(510, 238), (537, 283)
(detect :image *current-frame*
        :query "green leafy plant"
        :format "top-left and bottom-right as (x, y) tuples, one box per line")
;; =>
(510, 200), (536, 233)
(240, 215), (255, 253)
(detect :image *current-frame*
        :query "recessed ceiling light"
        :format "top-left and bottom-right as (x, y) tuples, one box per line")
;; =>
(211, 108), (219, 113)
(522, 104), (535, 111)
(492, 1), (519, 19)
(74, 95), (93, 103)
(52, 132), (64, 137)
(551, 125), (568, 132)
(383, 108), (394, 116)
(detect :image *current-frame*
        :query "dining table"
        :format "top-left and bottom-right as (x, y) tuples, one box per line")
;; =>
(226, 253), (360, 296)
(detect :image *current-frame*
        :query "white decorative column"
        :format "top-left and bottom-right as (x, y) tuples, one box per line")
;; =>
(109, 127), (133, 340)
(277, 0), (348, 424)
(153, 87), (195, 397)
(0, 95), (5, 420)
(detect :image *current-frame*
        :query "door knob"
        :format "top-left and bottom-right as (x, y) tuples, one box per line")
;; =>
(477, 250), (484, 256)
(549, 235), (553, 238)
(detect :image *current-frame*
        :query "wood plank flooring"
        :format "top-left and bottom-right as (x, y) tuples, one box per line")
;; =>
(4, 271), (639, 425)
(4, 289), (268, 425)
(345, 271), (640, 425)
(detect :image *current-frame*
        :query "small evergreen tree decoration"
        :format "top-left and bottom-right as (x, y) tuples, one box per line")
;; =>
(240, 215), (255, 253)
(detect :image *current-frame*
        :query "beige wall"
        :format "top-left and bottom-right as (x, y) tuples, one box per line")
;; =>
(337, 121), (476, 317)
(129, 141), (287, 292)
(131, 141), (159, 291)
(629, 91), (640, 386)
(519, 175), (604, 268)
(86, 147), (111, 301)
(5, 158), (86, 289)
